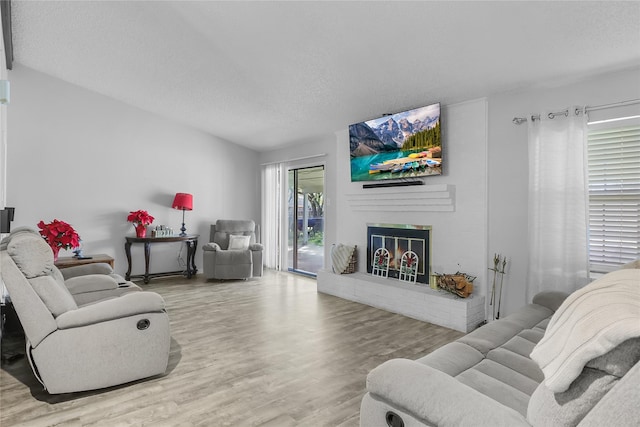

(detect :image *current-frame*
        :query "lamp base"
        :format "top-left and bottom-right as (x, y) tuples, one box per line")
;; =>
(179, 223), (187, 237)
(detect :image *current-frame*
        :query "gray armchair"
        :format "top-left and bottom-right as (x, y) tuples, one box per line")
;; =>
(0, 228), (171, 394)
(202, 219), (263, 280)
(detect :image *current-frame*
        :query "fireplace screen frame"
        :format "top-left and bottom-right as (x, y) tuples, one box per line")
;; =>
(367, 223), (431, 284)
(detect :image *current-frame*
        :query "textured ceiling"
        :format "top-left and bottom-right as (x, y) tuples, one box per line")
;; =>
(10, 1), (640, 151)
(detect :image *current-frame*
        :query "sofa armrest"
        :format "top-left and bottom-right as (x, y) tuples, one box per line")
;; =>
(59, 262), (114, 279)
(56, 292), (166, 329)
(249, 243), (263, 251)
(367, 359), (529, 427)
(65, 274), (119, 294)
(202, 242), (221, 251)
(532, 290), (570, 312)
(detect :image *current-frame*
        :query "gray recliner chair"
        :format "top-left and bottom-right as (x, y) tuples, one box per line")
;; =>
(0, 228), (171, 394)
(3, 228), (141, 302)
(202, 219), (263, 280)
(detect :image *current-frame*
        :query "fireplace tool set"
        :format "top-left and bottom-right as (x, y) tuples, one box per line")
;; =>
(489, 254), (508, 319)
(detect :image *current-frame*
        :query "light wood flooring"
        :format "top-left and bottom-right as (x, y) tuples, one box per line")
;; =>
(1, 270), (463, 426)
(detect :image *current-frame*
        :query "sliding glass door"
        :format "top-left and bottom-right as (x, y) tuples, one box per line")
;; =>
(287, 165), (324, 276)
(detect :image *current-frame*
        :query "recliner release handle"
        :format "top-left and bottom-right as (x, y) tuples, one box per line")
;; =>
(137, 319), (150, 330)
(386, 411), (404, 427)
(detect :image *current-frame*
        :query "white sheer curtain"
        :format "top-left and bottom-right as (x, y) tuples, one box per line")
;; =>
(526, 107), (590, 301)
(261, 163), (283, 270)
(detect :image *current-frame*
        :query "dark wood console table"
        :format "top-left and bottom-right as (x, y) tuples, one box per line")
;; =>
(125, 235), (199, 284)
(55, 253), (115, 269)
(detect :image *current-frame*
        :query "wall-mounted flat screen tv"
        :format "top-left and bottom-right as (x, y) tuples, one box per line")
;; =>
(349, 102), (441, 182)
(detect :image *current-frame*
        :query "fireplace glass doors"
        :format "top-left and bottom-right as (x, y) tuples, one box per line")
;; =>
(367, 224), (431, 284)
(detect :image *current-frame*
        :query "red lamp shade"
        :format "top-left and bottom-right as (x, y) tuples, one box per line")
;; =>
(172, 193), (193, 211)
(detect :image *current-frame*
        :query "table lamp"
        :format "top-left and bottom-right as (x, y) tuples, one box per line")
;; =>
(172, 193), (193, 236)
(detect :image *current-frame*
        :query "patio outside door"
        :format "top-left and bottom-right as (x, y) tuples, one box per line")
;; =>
(287, 165), (324, 276)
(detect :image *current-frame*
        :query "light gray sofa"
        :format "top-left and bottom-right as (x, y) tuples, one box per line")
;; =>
(361, 266), (640, 427)
(1, 228), (171, 394)
(202, 219), (263, 280)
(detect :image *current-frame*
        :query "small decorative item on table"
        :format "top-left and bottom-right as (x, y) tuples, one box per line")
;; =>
(151, 225), (173, 237)
(72, 240), (85, 258)
(37, 219), (81, 262)
(127, 210), (155, 238)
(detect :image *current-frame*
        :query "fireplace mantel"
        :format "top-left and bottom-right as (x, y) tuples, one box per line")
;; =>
(345, 184), (454, 212)
(317, 270), (485, 333)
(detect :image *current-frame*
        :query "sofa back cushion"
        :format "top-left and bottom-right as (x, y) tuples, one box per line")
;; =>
(7, 231), (55, 278)
(7, 230), (78, 316)
(29, 275), (78, 317)
(577, 360), (640, 426)
(530, 269), (640, 393)
(211, 220), (256, 249)
(458, 304), (553, 355)
(620, 258), (640, 269)
(527, 338), (640, 427)
(586, 336), (640, 377)
(527, 367), (618, 426)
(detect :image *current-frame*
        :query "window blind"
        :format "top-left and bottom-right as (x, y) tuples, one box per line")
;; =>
(587, 117), (640, 272)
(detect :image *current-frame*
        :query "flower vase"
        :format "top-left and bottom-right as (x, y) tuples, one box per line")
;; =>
(135, 224), (147, 238)
(51, 246), (60, 262)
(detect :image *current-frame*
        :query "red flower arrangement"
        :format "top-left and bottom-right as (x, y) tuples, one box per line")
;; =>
(37, 219), (81, 261)
(127, 210), (155, 226)
(127, 210), (154, 238)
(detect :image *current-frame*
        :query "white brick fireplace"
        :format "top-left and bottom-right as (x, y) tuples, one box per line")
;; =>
(323, 99), (489, 332)
(317, 271), (484, 332)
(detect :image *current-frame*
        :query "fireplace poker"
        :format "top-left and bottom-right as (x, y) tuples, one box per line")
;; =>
(496, 256), (508, 320)
(489, 253), (500, 307)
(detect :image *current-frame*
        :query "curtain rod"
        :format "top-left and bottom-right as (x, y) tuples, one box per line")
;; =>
(260, 153), (326, 166)
(512, 99), (640, 125)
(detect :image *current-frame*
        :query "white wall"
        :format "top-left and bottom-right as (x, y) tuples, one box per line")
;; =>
(487, 65), (640, 316)
(6, 65), (260, 276)
(264, 66), (640, 322)
(261, 100), (489, 315)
